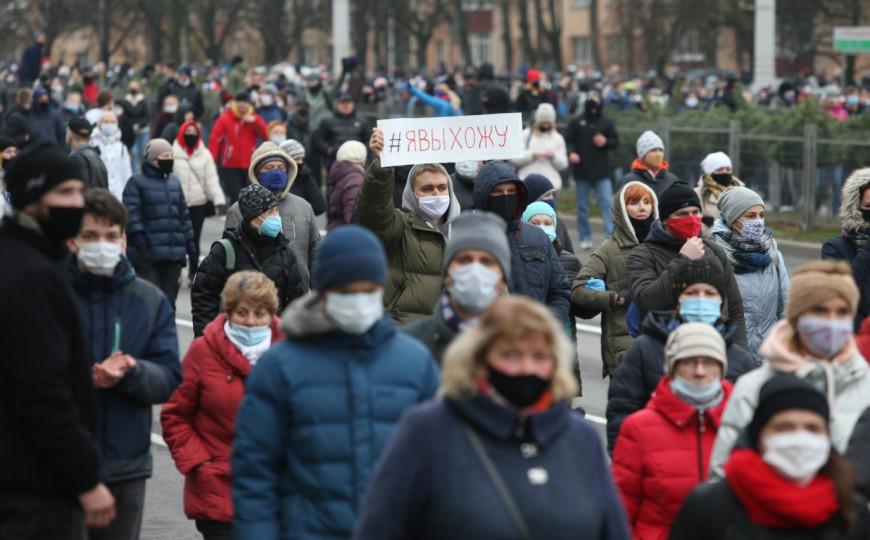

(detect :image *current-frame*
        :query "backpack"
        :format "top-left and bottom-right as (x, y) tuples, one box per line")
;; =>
(216, 238), (235, 272)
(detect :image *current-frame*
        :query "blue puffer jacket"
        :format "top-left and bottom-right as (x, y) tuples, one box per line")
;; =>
(232, 295), (440, 540)
(69, 257), (182, 482)
(472, 160), (571, 324)
(123, 161), (195, 264)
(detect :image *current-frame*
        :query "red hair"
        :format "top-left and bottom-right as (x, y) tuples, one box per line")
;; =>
(623, 184), (653, 205)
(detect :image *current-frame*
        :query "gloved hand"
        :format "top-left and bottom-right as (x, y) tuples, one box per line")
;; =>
(584, 277), (606, 291)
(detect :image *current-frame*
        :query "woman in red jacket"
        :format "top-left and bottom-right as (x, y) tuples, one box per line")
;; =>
(207, 92), (268, 205)
(161, 271), (282, 540)
(612, 322), (733, 540)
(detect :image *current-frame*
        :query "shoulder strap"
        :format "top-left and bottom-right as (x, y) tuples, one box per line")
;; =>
(217, 238), (235, 272)
(462, 425), (532, 540)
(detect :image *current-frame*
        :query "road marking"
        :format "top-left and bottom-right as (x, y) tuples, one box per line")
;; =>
(151, 432), (167, 447)
(576, 323), (602, 335)
(176, 319), (193, 328)
(585, 414), (607, 425)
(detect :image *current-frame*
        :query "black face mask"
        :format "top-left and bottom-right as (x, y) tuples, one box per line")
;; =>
(487, 364), (550, 408)
(83, 76), (94, 85)
(862, 208), (870, 223)
(629, 215), (655, 243)
(584, 100), (601, 119)
(42, 206), (84, 241)
(711, 173), (732, 187)
(183, 134), (198, 149)
(157, 159), (174, 175)
(538, 126), (552, 132)
(488, 193), (520, 225)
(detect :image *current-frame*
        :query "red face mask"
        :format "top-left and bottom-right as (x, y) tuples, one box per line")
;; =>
(666, 214), (702, 241)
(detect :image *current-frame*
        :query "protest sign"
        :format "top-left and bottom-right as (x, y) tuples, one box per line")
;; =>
(376, 113), (524, 167)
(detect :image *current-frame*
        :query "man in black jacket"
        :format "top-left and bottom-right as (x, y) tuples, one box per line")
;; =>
(312, 93), (370, 174)
(565, 96), (619, 249)
(0, 142), (116, 536)
(66, 116), (109, 189)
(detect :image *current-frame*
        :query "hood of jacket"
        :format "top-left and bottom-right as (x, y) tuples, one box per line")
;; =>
(69, 254), (136, 293)
(649, 377), (733, 428)
(472, 160), (528, 220)
(839, 169), (870, 232)
(247, 142), (299, 198)
(175, 119), (201, 155)
(401, 162), (461, 225)
(203, 312), (283, 377)
(641, 310), (740, 347)
(612, 180), (659, 247)
(280, 290), (398, 347)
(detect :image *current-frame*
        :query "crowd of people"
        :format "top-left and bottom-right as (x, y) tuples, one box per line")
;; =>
(3, 47), (870, 540)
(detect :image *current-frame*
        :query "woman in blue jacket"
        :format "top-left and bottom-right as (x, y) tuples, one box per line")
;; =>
(354, 295), (630, 540)
(231, 225), (440, 540)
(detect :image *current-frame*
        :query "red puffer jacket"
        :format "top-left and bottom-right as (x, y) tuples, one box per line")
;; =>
(611, 376), (733, 540)
(207, 108), (267, 170)
(160, 313), (282, 523)
(857, 316), (870, 364)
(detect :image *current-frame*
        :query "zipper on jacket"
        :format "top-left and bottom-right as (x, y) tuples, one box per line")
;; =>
(514, 414), (526, 439)
(696, 409), (705, 481)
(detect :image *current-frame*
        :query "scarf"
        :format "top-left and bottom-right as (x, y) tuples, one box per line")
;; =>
(713, 228), (774, 273)
(843, 228), (870, 250)
(725, 448), (839, 529)
(440, 293), (477, 334)
(700, 174), (729, 203)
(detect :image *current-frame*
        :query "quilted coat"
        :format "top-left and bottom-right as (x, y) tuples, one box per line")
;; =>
(172, 120), (226, 208)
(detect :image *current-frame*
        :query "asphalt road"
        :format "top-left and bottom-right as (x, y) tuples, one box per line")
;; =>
(140, 209), (820, 539)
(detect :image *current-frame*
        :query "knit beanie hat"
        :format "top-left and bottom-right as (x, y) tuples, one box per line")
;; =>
(716, 187), (764, 226)
(747, 375), (830, 447)
(534, 103), (556, 125)
(523, 173), (555, 202)
(336, 140), (367, 165)
(314, 225), (387, 291)
(664, 322), (728, 376)
(444, 212), (511, 280)
(636, 130), (664, 158)
(673, 257), (728, 298)
(145, 138), (172, 161)
(238, 184), (278, 222)
(522, 201), (557, 226)
(701, 152), (732, 175)
(786, 261), (859, 326)
(6, 142), (84, 209)
(280, 139), (306, 160)
(0, 136), (15, 151)
(658, 182), (701, 219)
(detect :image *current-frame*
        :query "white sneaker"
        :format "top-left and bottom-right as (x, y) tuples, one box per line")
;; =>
(579, 240), (594, 250)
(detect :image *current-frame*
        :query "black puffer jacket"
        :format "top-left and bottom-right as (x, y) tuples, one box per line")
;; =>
(191, 226), (307, 336)
(312, 112), (370, 164)
(605, 311), (756, 453)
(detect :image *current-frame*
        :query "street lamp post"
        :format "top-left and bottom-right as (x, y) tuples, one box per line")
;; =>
(332, 0), (351, 76)
(753, 0), (776, 91)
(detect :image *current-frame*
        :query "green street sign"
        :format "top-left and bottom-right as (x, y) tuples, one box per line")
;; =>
(834, 27), (870, 53)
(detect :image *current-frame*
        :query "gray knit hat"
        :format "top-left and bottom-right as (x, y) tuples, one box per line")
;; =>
(444, 212), (511, 280)
(664, 322), (728, 376)
(280, 139), (306, 160)
(636, 130), (664, 158)
(145, 138), (172, 161)
(239, 184), (278, 222)
(716, 186), (765, 226)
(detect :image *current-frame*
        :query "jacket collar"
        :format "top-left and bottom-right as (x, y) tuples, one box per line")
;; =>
(202, 313), (282, 376)
(446, 394), (571, 447)
(649, 377), (732, 429)
(69, 255), (136, 293)
(2, 213), (68, 260)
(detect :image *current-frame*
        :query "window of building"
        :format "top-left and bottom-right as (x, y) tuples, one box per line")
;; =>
(461, 0), (494, 9)
(673, 29), (705, 62)
(571, 0), (591, 8)
(572, 36), (592, 66)
(470, 33), (491, 65)
(606, 34), (625, 66)
(436, 40), (446, 64)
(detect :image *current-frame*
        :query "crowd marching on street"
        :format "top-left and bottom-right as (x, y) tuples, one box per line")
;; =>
(6, 40), (870, 540)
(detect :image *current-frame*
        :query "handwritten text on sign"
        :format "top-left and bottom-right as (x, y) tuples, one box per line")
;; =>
(377, 113), (524, 167)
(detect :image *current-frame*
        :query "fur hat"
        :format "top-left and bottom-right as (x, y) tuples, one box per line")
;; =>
(839, 168), (870, 231)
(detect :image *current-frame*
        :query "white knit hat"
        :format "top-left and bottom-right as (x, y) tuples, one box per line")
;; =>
(636, 130), (664, 158)
(664, 322), (728, 376)
(534, 103), (556, 125)
(701, 152), (732, 175)
(336, 140), (367, 165)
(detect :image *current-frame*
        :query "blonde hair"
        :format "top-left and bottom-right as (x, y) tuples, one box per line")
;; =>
(221, 271), (279, 315)
(440, 295), (577, 400)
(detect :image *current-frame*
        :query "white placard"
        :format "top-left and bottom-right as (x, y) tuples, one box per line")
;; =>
(376, 113), (524, 167)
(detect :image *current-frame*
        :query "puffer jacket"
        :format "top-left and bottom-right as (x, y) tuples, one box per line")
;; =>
(123, 161), (195, 264)
(823, 168), (870, 263)
(225, 143), (320, 289)
(708, 219), (789, 359)
(290, 164), (327, 216)
(312, 111), (370, 166)
(207, 107), (268, 170)
(606, 311), (756, 453)
(327, 160), (365, 228)
(161, 314), (283, 524)
(572, 181), (659, 376)
(357, 159), (461, 324)
(709, 320), (870, 479)
(617, 160), (680, 198)
(173, 120), (226, 208)
(191, 226), (307, 336)
(509, 128), (569, 190)
(231, 294), (440, 540)
(694, 175), (744, 235)
(91, 129), (133, 201)
(69, 257), (181, 482)
(472, 161), (571, 325)
(612, 377), (732, 540)
(847, 404), (870, 500)
(626, 219), (747, 345)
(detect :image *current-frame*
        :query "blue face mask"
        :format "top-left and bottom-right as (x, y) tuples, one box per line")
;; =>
(258, 215), (282, 238)
(679, 297), (722, 324)
(227, 323), (271, 347)
(259, 168), (288, 191)
(539, 225), (557, 242)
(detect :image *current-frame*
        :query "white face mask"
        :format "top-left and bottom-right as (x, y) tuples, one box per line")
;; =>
(455, 161), (480, 179)
(76, 240), (122, 275)
(325, 290), (384, 335)
(260, 95), (274, 106)
(99, 123), (118, 137)
(418, 195), (450, 220)
(762, 430), (831, 486)
(448, 262), (501, 313)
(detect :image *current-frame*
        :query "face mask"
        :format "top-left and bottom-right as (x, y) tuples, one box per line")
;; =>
(584, 100), (601, 118)
(679, 297), (722, 324)
(796, 316), (853, 358)
(259, 169), (288, 192)
(270, 135), (287, 146)
(666, 214), (702, 241)
(76, 240), (121, 275)
(64, 104), (80, 113)
(847, 95), (860, 106)
(183, 134), (199, 148)
(488, 193), (520, 225)
(487, 364), (550, 408)
(128, 88), (138, 96)
(448, 262), (501, 313)
(418, 195), (450, 220)
(43, 206), (84, 241)
(260, 95), (274, 106)
(325, 291), (384, 335)
(537, 224), (557, 242)
(737, 217), (765, 240)
(538, 126), (552, 133)
(99, 123), (118, 137)
(227, 323), (271, 347)
(157, 158), (174, 175)
(670, 376), (722, 408)
(711, 172), (732, 186)
(178, 78), (191, 87)
(762, 430), (831, 485)
(861, 208), (870, 223)
(164, 105), (178, 114)
(685, 97), (699, 108)
(455, 161), (479, 179)
(258, 215), (282, 238)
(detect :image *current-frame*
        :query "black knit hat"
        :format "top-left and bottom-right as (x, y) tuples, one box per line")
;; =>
(658, 181), (701, 219)
(239, 184), (278, 222)
(747, 375), (830, 447)
(6, 142), (84, 209)
(0, 136), (15, 151)
(67, 116), (94, 138)
(673, 257), (729, 298)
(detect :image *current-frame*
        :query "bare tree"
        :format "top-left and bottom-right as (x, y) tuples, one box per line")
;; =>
(589, 0), (603, 71)
(449, 0), (474, 67)
(254, 0), (289, 63)
(499, 0), (513, 72)
(517, 0), (536, 65)
(187, 0), (248, 63)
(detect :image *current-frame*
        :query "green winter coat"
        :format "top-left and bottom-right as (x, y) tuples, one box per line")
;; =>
(571, 181), (659, 377)
(358, 159), (460, 325)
